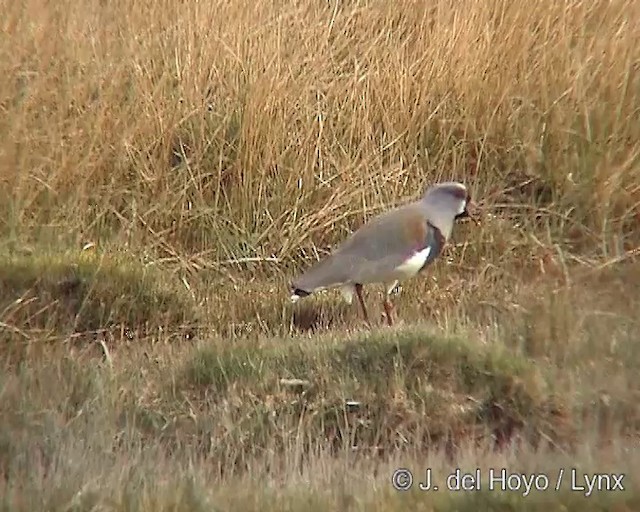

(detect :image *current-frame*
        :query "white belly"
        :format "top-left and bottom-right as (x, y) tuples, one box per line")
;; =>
(392, 246), (431, 279)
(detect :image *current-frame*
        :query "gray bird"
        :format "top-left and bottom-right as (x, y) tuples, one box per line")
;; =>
(289, 181), (479, 326)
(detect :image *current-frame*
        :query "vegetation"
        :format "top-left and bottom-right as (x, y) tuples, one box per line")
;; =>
(1, 0), (639, 509)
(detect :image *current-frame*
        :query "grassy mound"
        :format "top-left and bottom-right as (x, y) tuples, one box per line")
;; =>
(140, 328), (572, 466)
(0, 248), (200, 347)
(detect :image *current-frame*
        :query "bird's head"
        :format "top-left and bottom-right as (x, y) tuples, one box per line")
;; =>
(421, 182), (480, 238)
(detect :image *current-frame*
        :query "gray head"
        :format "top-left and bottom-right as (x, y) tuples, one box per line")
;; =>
(420, 181), (476, 239)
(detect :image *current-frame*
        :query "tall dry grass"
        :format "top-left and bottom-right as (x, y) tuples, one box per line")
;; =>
(1, 0), (638, 266)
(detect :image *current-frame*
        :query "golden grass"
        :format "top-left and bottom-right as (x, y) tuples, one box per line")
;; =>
(3, 0), (639, 260)
(1, 0), (639, 509)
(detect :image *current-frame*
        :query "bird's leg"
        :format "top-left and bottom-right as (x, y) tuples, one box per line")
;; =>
(382, 281), (398, 326)
(382, 298), (394, 326)
(354, 283), (371, 327)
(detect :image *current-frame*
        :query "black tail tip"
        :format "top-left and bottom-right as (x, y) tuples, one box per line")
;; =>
(292, 287), (311, 298)
(290, 286), (311, 303)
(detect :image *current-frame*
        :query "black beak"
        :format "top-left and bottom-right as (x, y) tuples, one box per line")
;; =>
(456, 195), (480, 225)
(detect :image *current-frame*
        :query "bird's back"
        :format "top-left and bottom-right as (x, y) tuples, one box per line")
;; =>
(292, 200), (432, 292)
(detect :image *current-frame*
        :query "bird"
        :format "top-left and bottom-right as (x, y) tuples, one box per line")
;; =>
(289, 181), (479, 327)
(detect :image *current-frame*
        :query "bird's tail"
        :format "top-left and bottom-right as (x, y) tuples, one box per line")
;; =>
(289, 255), (348, 303)
(289, 286), (311, 303)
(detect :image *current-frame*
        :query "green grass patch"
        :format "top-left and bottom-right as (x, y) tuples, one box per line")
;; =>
(161, 328), (571, 466)
(0, 248), (200, 347)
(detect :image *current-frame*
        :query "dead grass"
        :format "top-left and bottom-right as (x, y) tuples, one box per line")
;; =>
(1, 0), (639, 509)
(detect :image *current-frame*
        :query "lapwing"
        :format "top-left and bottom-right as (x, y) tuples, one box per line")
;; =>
(289, 181), (479, 326)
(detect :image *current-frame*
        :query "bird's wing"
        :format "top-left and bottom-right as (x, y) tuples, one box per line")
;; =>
(341, 205), (446, 284)
(291, 203), (446, 294)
